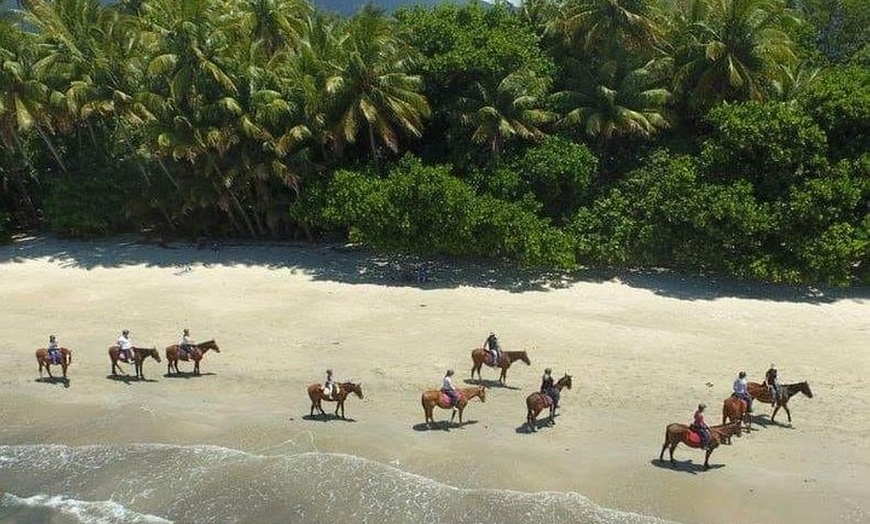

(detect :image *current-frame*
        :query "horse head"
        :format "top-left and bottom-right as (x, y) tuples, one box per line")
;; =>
(798, 381), (813, 398)
(201, 340), (220, 352)
(520, 351), (531, 366)
(478, 386), (487, 403)
(345, 382), (363, 399)
(559, 374), (573, 390)
(146, 347), (161, 362)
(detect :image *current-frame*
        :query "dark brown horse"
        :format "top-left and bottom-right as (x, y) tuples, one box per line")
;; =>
(109, 346), (161, 380)
(747, 380), (813, 424)
(659, 421), (742, 470)
(526, 374), (573, 431)
(421, 385), (486, 428)
(35, 347), (72, 381)
(470, 348), (531, 385)
(307, 381), (364, 419)
(165, 340), (220, 375)
(722, 396), (752, 433)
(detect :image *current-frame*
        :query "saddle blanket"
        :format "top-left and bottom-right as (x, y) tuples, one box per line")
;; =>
(440, 392), (463, 407)
(484, 353), (501, 367)
(48, 352), (62, 365)
(687, 431), (702, 446)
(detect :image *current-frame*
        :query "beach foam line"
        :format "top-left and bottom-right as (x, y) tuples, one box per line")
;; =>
(0, 493), (173, 524)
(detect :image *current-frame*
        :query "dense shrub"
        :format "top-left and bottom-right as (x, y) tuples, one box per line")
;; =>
(701, 102), (828, 200)
(42, 168), (141, 238)
(798, 67), (870, 160)
(0, 211), (11, 243)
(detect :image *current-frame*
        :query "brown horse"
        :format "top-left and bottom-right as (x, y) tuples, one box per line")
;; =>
(470, 348), (531, 385)
(35, 347), (72, 381)
(747, 380), (813, 424)
(722, 396), (752, 434)
(165, 340), (220, 375)
(109, 346), (161, 380)
(421, 385), (486, 428)
(659, 421), (742, 470)
(307, 381), (364, 419)
(526, 374), (573, 431)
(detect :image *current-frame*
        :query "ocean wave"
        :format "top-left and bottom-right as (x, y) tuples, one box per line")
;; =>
(0, 493), (173, 524)
(0, 444), (678, 524)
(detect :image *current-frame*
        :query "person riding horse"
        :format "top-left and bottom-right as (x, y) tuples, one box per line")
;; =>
(47, 335), (61, 364)
(540, 368), (560, 409)
(179, 328), (195, 356)
(764, 363), (781, 404)
(483, 332), (501, 365)
(732, 371), (753, 412)
(117, 330), (133, 363)
(322, 369), (337, 400)
(442, 369), (459, 411)
(691, 403), (711, 449)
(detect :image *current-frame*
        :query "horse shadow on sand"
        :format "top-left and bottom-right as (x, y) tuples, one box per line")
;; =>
(650, 458), (725, 475)
(106, 375), (159, 384)
(34, 377), (70, 388)
(747, 413), (794, 429)
(515, 413), (561, 434)
(301, 414), (358, 423)
(162, 372), (217, 379)
(463, 378), (520, 391)
(412, 420), (480, 432)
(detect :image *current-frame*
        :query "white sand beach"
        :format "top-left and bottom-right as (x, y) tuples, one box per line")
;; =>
(0, 236), (868, 524)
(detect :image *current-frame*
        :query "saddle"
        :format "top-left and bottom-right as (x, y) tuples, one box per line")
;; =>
(730, 394), (748, 410)
(484, 352), (502, 367)
(47, 351), (62, 365)
(440, 391), (462, 407)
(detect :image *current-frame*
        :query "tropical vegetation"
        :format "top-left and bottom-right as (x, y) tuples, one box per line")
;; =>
(0, 0), (867, 286)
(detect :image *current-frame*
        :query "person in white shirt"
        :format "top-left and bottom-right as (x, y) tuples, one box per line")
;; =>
(117, 330), (133, 363)
(322, 369), (337, 399)
(180, 328), (195, 355)
(442, 369), (459, 410)
(732, 370), (753, 412)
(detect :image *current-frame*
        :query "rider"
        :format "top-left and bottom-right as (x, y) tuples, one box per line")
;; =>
(764, 363), (781, 404)
(322, 369), (337, 400)
(732, 370), (753, 412)
(117, 329), (133, 363)
(691, 403), (711, 450)
(47, 334), (60, 363)
(179, 328), (195, 355)
(442, 369), (459, 411)
(540, 368), (560, 409)
(483, 332), (501, 365)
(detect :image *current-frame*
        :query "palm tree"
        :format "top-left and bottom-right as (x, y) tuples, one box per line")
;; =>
(672, 0), (799, 109)
(242, 0), (311, 58)
(554, 59), (672, 147)
(328, 7), (430, 159)
(459, 68), (556, 157)
(557, 0), (663, 59)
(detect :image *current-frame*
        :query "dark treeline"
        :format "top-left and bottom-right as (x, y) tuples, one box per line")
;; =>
(0, 0), (867, 285)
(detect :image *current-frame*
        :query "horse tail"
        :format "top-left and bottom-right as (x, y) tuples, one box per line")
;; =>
(66, 349), (72, 365)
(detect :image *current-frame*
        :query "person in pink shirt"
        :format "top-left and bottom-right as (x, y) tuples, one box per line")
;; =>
(691, 403), (711, 449)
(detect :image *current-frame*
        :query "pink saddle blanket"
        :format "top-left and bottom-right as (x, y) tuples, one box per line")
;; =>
(687, 431), (702, 446)
(440, 392), (463, 407)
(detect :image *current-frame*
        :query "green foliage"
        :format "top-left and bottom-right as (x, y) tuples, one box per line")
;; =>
(798, 67), (870, 160)
(42, 167), (141, 238)
(701, 102), (828, 200)
(0, 211), (12, 243)
(514, 136), (598, 222)
(306, 155), (576, 268)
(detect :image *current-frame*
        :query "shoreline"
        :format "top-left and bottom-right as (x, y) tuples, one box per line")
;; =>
(1, 237), (868, 524)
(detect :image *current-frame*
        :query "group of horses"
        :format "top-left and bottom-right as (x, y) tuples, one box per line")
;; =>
(660, 379), (814, 470)
(35, 340), (221, 382)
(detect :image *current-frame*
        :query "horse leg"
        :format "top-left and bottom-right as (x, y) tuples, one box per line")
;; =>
(499, 367), (506, 385)
(38, 359), (44, 378)
(703, 448), (713, 470)
(771, 403), (781, 423)
(669, 443), (678, 467)
(783, 403), (792, 424)
(45, 363), (54, 380)
(62, 363), (68, 380)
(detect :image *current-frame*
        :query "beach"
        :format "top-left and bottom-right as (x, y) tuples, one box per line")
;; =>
(1, 236), (868, 524)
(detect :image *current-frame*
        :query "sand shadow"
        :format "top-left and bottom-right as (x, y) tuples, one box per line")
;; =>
(650, 458), (725, 474)
(106, 374), (159, 384)
(34, 377), (70, 388)
(301, 414), (358, 423)
(462, 378), (520, 390)
(162, 372), (217, 379)
(515, 413), (560, 434)
(412, 420), (480, 432)
(750, 414), (794, 429)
